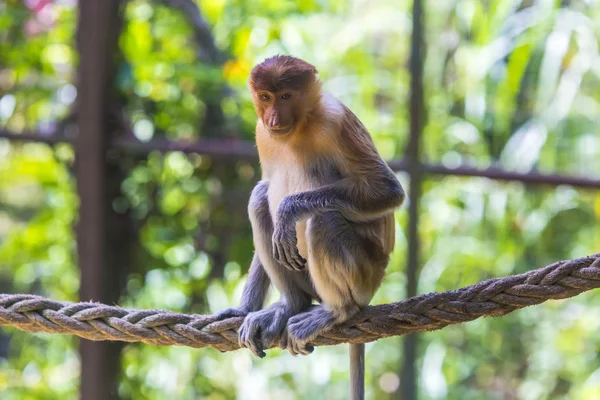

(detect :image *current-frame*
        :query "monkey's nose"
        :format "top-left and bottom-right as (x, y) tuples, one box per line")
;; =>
(268, 116), (280, 128)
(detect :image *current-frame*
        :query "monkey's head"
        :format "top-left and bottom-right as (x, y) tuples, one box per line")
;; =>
(249, 55), (321, 136)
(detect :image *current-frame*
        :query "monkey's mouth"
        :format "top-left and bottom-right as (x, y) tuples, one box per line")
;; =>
(269, 127), (292, 135)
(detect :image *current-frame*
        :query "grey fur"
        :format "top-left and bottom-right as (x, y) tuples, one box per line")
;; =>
(214, 254), (270, 319)
(219, 172), (402, 357)
(280, 210), (392, 355)
(217, 181), (314, 357)
(218, 128), (404, 358)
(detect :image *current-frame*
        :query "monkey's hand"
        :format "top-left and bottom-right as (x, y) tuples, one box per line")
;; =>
(214, 306), (250, 321)
(273, 219), (306, 271)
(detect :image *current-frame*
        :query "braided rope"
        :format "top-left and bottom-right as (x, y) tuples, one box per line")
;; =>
(1, 253), (599, 352)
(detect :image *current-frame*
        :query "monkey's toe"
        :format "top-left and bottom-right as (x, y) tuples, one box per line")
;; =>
(285, 333), (314, 356)
(238, 307), (292, 358)
(238, 315), (266, 358)
(260, 323), (286, 349)
(286, 314), (320, 356)
(215, 307), (248, 321)
(239, 330), (266, 358)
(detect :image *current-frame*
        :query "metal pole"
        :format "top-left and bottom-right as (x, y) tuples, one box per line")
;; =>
(2, 129), (599, 189)
(76, 2), (122, 399)
(399, 0), (424, 399)
(350, 343), (365, 400)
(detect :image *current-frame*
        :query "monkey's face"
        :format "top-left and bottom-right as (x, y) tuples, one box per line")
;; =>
(249, 55), (321, 137)
(253, 90), (300, 135)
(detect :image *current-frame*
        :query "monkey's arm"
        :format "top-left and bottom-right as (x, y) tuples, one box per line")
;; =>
(215, 254), (271, 319)
(279, 166), (404, 222)
(273, 165), (404, 270)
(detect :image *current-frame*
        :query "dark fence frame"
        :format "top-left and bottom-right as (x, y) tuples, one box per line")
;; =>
(1, 1), (599, 399)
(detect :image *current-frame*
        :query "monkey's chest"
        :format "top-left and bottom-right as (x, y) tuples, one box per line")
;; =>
(267, 170), (314, 259)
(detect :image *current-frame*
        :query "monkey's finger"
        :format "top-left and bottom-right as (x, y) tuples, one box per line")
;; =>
(280, 239), (304, 271)
(276, 243), (295, 271)
(299, 253), (307, 265)
(281, 244), (300, 271)
(291, 249), (307, 270)
(280, 234), (304, 268)
(286, 244), (304, 269)
(215, 307), (247, 321)
(272, 241), (282, 264)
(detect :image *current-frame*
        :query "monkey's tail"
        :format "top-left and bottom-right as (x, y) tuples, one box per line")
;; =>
(350, 343), (365, 400)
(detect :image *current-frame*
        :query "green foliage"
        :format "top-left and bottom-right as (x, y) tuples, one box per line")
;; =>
(0, 142), (79, 398)
(1, 0), (599, 399)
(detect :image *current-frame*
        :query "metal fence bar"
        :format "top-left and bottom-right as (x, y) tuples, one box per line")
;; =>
(76, 2), (123, 399)
(399, 0), (425, 398)
(421, 164), (600, 189)
(0, 129), (74, 145)
(3, 129), (600, 190)
(110, 136), (258, 160)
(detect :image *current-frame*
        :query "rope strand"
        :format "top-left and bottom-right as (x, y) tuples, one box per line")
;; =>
(1, 253), (598, 352)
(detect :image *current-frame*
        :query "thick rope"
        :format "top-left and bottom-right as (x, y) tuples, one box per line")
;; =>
(0, 253), (599, 352)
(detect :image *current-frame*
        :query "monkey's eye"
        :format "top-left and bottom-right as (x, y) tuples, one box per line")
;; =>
(260, 93), (271, 101)
(281, 93), (292, 100)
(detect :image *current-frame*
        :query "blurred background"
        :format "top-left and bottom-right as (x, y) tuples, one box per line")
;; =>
(0, 0), (600, 399)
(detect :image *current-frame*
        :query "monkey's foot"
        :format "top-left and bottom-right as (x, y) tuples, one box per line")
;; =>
(239, 305), (291, 358)
(284, 307), (335, 356)
(215, 307), (249, 321)
(281, 330), (314, 356)
(272, 224), (306, 271)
